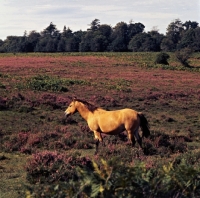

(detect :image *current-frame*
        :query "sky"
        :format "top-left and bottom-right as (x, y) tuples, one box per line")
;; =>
(0, 0), (199, 40)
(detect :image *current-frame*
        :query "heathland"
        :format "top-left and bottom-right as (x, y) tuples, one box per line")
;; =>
(0, 52), (200, 197)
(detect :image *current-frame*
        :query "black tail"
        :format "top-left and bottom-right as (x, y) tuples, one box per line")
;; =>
(138, 112), (150, 138)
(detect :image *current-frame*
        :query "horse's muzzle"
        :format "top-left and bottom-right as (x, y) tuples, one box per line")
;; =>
(65, 111), (70, 118)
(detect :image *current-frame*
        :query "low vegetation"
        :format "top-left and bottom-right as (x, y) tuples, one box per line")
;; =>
(26, 157), (200, 197)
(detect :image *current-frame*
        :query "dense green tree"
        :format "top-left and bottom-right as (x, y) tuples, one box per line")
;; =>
(160, 37), (175, 51)
(41, 22), (60, 38)
(28, 31), (41, 52)
(79, 31), (93, 52)
(128, 32), (158, 52)
(108, 37), (127, 52)
(127, 22), (145, 41)
(19, 36), (29, 52)
(177, 21), (199, 50)
(73, 30), (86, 51)
(89, 19), (100, 31)
(167, 19), (184, 42)
(0, 39), (4, 52)
(35, 37), (58, 52)
(34, 37), (48, 52)
(58, 26), (78, 52)
(183, 21), (198, 31)
(148, 29), (164, 51)
(65, 37), (77, 52)
(13, 31), (36, 52)
(10, 31), (38, 52)
(108, 21), (145, 51)
(93, 24), (112, 51)
(0, 19), (199, 53)
(46, 38), (58, 52)
(57, 38), (65, 52)
(80, 20), (111, 52)
(109, 22), (129, 51)
(177, 29), (195, 50)
(161, 19), (184, 51)
(193, 27), (200, 51)
(34, 22), (60, 52)
(79, 19), (100, 52)
(98, 24), (112, 38)
(62, 26), (73, 38)
(2, 36), (22, 52)
(91, 34), (108, 52)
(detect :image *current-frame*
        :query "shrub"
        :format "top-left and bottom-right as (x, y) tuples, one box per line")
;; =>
(27, 75), (68, 92)
(175, 48), (193, 67)
(4, 132), (30, 152)
(155, 52), (170, 65)
(27, 159), (200, 198)
(26, 151), (93, 184)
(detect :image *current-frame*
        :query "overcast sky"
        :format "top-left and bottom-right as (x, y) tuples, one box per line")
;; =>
(0, 0), (199, 40)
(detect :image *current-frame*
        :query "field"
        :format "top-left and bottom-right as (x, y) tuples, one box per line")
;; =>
(0, 52), (200, 197)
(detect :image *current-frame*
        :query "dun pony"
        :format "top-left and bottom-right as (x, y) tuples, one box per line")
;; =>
(65, 98), (150, 154)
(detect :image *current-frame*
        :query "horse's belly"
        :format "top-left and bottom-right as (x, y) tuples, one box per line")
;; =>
(101, 124), (125, 135)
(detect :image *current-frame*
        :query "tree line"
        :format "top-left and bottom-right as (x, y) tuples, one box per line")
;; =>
(0, 19), (199, 53)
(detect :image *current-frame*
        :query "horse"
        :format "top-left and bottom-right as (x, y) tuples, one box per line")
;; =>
(64, 98), (150, 154)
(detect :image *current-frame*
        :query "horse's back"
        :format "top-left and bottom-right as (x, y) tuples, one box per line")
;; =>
(97, 108), (138, 120)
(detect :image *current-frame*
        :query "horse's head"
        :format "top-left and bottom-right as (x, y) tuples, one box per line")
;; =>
(65, 100), (77, 117)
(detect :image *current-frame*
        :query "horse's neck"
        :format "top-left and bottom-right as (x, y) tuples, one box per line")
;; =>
(76, 103), (91, 121)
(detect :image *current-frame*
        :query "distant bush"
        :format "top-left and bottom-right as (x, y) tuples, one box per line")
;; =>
(155, 52), (170, 65)
(175, 48), (193, 67)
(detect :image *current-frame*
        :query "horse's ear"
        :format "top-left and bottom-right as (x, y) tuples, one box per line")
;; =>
(73, 96), (77, 101)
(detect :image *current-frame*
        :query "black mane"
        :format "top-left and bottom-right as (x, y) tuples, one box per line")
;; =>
(75, 99), (98, 112)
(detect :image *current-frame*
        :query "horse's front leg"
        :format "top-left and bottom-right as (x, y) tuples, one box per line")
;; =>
(93, 131), (103, 155)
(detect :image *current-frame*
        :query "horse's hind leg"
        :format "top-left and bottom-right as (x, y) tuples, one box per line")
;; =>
(134, 128), (143, 149)
(127, 130), (136, 147)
